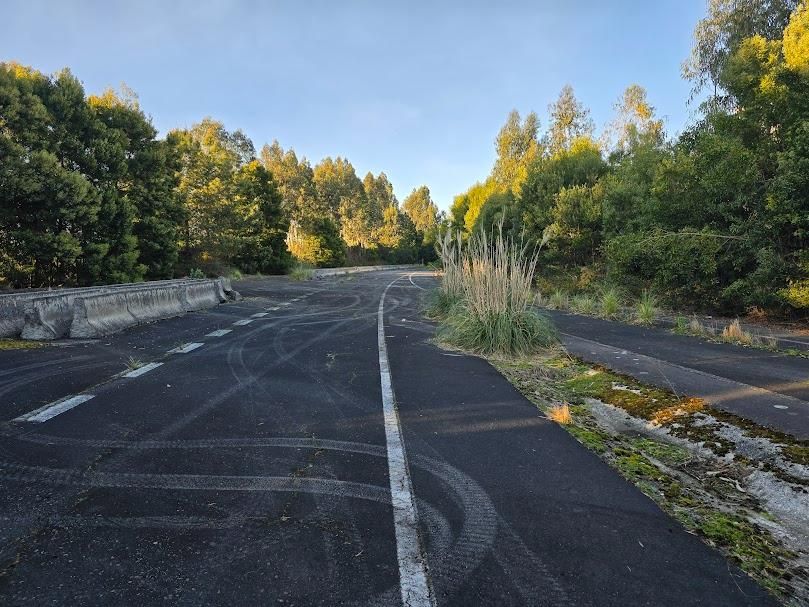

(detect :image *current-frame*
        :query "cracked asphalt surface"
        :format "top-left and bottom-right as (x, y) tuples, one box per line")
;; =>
(547, 310), (809, 439)
(0, 270), (776, 605)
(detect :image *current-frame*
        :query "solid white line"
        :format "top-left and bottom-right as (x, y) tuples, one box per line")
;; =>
(168, 342), (204, 354)
(378, 277), (433, 606)
(408, 273), (427, 291)
(232, 319), (254, 326)
(206, 329), (232, 337)
(16, 394), (96, 423)
(123, 362), (164, 378)
(250, 312), (268, 318)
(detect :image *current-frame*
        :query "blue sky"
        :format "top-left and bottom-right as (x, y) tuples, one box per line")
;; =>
(3, 0), (707, 210)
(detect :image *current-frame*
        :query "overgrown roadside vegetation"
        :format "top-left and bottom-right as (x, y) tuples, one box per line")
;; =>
(426, 225), (809, 602)
(493, 354), (809, 603)
(539, 286), (809, 357)
(449, 1), (809, 320)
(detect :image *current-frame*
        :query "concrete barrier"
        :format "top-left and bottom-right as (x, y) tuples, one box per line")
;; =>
(0, 296), (32, 338)
(125, 285), (186, 324)
(21, 288), (111, 340)
(312, 264), (422, 279)
(1, 289), (81, 337)
(181, 281), (221, 312)
(8, 278), (235, 340)
(70, 292), (140, 338)
(217, 276), (242, 301)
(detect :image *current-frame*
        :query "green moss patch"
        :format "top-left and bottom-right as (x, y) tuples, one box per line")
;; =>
(490, 353), (808, 602)
(0, 339), (44, 350)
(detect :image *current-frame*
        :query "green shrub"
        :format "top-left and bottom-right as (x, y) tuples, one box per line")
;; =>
(288, 263), (314, 281)
(189, 268), (205, 279)
(439, 305), (556, 355)
(599, 287), (621, 318)
(548, 289), (568, 310)
(635, 290), (658, 325)
(606, 229), (721, 310)
(570, 294), (597, 315)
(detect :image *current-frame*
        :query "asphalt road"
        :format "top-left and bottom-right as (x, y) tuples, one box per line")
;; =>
(547, 310), (809, 439)
(0, 270), (775, 605)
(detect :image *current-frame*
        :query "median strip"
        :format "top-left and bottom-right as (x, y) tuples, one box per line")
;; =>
(15, 394), (96, 423)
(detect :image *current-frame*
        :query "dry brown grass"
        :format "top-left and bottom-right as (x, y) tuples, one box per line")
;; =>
(721, 319), (753, 344)
(548, 403), (573, 424)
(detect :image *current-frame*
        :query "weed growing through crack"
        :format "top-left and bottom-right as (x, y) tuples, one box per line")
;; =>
(125, 356), (144, 371)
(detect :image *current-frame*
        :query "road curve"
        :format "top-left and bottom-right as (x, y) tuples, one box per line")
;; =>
(0, 270), (774, 605)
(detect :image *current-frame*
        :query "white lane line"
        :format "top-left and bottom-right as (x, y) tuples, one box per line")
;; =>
(206, 329), (232, 337)
(15, 394), (96, 423)
(251, 312), (269, 318)
(378, 277), (434, 606)
(168, 342), (204, 354)
(408, 273), (427, 291)
(232, 319), (254, 326)
(267, 306), (280, 311)
(280, 302), (291, 306)
(124, 362), (164, 378)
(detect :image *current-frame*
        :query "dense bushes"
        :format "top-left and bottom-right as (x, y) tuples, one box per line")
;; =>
(451, 1), (809, 316)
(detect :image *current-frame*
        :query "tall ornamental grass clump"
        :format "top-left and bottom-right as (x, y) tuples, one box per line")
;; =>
(427, 228), (465, 317)
(438, 223), (556, 355)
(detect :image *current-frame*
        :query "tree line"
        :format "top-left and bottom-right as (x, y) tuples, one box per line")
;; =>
(454, 0), (808, 315)
(0, 64), (439, 288)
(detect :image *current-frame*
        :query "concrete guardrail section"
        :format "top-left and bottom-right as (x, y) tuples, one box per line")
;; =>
(1, 277), (239, 340)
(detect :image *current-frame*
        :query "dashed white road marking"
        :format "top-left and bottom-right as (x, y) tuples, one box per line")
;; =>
(206, 329), (232, 337)
(378, 277), (434, 607)
(232, 319), (254, 326)
(280, 302), (291, 306)
(773, 405), (789, 410)
(124, 362), (164, 378)
(168, 342), (204, 354)
(251, 312), (268, 318)
(15, 394), (96, 423)
(267, 306), (280, 311)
